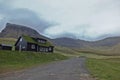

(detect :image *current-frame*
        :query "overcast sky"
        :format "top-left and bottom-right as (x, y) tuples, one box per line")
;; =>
(0, 0), (120, 41)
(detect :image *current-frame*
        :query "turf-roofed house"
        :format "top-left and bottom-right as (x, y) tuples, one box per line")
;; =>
(15, 35), (54, 52)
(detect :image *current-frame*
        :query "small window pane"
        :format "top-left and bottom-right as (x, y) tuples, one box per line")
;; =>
(31, 45), (35, 49)
(49, 47), (51, 51)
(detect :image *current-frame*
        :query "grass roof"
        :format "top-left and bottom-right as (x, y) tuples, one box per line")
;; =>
(22, 35), (52, 47)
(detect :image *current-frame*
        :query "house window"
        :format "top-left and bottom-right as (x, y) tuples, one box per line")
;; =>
(38, 40), (46, 43)
(31, 45), (35, 49)
(49, 47), (52, 51)
(43, 48), (45, 52)
(39, 48), (42, 51)
(40, 48), (43, 51)
(22, 46), (25, 49)
(46, 48), (48, 52)
(38, 40), (41, 43)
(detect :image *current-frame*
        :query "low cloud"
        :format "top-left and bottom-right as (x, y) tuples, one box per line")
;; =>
(0, 0), (120, 40)
(0, 0), (51, 33)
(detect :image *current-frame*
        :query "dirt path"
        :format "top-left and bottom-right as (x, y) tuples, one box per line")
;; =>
(0, 57), (95, 80)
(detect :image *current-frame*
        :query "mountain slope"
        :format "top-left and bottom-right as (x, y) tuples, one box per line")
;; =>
(52, 37), (120, 55)
(0, 23), (49, 39)
(90, 37), (120, 47)
(52, 37), (120, 48)
(52, 37), (88, 48)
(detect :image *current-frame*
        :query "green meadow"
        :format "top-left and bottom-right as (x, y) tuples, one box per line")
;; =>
(56, 47), (120, 80)
(0, 50), (68, 74)
(87, 58), (120, 80)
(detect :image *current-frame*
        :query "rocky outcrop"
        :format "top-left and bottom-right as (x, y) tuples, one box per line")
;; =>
(0, 23), (48, 39)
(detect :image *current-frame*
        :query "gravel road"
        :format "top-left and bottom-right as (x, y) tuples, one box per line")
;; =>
(0, 57), (95, 80)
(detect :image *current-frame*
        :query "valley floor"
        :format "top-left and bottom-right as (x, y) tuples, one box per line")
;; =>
(1, 49), (120, 80)
(0, 57), (95, 80)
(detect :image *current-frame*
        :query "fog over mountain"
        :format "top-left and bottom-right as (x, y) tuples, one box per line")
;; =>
(0, 0), (120, 41)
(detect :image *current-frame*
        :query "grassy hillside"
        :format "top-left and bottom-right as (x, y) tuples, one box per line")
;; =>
(54, 46), (81, 57)
(55, 46), (120, 80)
(0, 38), (16, 45)
(55, 46), (120, 57)
(77, 44), (120, 56)
(0, 50), (68, 74)
(87, 58), (120, 80)
(54, 46), (120, 80)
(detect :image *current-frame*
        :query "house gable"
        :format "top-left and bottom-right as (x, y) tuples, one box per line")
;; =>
(15, 36), (27, 51)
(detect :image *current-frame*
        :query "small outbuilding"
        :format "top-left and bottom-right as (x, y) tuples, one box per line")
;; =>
(15, 35), (54, 52)
(0, 44), (12, 50)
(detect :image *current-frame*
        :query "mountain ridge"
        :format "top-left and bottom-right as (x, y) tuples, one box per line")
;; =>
(0, 23), (120, 50)
(0, 23), (49, 40)
(52, 36), (120, 48)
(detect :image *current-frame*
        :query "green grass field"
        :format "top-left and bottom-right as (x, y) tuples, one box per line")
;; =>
(87, 58), (120, 80)
(79, 49), (120, 80)
(55, 47), (81, 57)
(0, 50), (68, 74)
(0, 38), (120, 80)
(55, 47), (120, 80)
